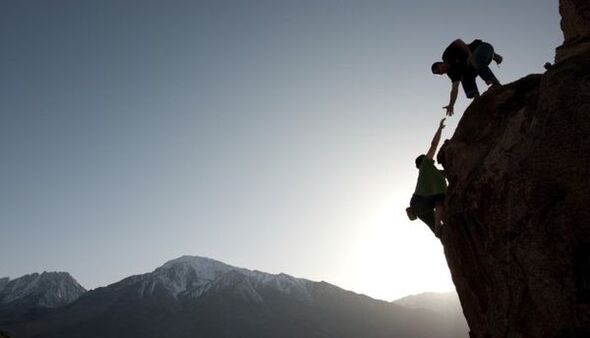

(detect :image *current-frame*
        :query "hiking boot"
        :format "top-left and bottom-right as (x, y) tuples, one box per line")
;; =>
(485, 76), (500, 88)
(493, 53), (503, 65)
(485, 78), (501, 87)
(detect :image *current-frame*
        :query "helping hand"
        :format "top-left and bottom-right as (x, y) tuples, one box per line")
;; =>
(443, 105), (454, 116)
(439, 118), (446, 130)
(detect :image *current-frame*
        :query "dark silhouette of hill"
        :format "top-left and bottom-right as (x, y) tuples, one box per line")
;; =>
(393, 291), (468, 333)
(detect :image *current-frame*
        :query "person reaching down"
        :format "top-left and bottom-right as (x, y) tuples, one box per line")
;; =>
(431, 39), (503, 116)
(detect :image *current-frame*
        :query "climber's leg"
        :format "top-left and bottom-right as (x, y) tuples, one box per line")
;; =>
(461, 70), (479, 98)
(411, 194), (441, 236)
(417, 210), (436, 234)
(433, 193), (446, 236)
(471, 43), (500, 86)
(434, 201), (444, 233)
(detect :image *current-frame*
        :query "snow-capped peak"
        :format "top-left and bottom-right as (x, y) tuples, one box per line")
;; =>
(135, 255), (313, 303)
(0, 272), (86, 308)
(137, 256), (238, 297)
(158, 255), (235, 278)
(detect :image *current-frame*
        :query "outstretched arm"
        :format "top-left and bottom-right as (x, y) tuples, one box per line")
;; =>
(426, 118), (446, 160)
(443, 81), (460, 116)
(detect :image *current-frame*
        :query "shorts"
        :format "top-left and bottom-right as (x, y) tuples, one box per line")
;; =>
(410, 193), (446, 211)
(409, 194), (446, 235)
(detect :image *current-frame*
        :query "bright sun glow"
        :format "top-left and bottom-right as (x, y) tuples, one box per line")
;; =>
(336, 187), (454, 301)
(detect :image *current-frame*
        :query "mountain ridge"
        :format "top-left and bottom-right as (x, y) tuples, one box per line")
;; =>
(0, 255), (468, 338)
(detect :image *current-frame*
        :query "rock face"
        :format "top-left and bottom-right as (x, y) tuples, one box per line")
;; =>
(556, 0), (590, 62)
(439, 2), (590, 337)
(559, 0), (590, 43)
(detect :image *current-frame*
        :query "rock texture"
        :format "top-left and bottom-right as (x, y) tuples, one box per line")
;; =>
(439, 2), (590, 337)
(556, 0), (590, 62)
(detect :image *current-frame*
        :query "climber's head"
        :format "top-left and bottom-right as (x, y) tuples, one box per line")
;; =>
(431, 62), (449, 75)
(415, 154), (426, 169)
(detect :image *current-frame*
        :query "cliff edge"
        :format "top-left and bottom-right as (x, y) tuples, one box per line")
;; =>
(439, 1), (590, 337)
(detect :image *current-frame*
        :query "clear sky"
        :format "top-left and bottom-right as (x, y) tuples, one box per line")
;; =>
(0, 0), (561, 301)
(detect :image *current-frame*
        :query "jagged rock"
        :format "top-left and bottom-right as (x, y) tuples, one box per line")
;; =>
(556, 0), (590, 62)
(559, 0), (590, 43)
(440, 2), (590, 337)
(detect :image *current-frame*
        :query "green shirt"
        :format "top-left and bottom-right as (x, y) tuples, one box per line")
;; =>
(414, 158), (447, 196)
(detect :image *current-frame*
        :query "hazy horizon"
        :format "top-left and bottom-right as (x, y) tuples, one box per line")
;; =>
(0, 0), (561, 301)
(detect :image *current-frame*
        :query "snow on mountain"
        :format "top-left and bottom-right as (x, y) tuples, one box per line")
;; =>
(136, 256), (237, 297)
(0, 272), (86, 308)
(249, 271), (314, 302)
(1, 258), (470, 338)
(160, 255), (235, 276)
(134, 256), (313, 303)
(205, 269), (265, 304)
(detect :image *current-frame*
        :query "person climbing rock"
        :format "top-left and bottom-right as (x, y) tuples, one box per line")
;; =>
(406, 118), (448, 237)
(431, 39), (503, 116)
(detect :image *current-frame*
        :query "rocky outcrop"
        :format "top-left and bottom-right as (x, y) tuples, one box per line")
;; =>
(556, 0), (590, 62)
(439, 1), (590, 337)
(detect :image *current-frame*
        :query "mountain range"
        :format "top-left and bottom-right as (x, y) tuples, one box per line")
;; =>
(0, 256), (468, 338)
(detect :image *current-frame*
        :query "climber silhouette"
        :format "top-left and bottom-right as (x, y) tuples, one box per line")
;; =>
(406, 118), (447, 237)
(431, 39), (503, 116)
